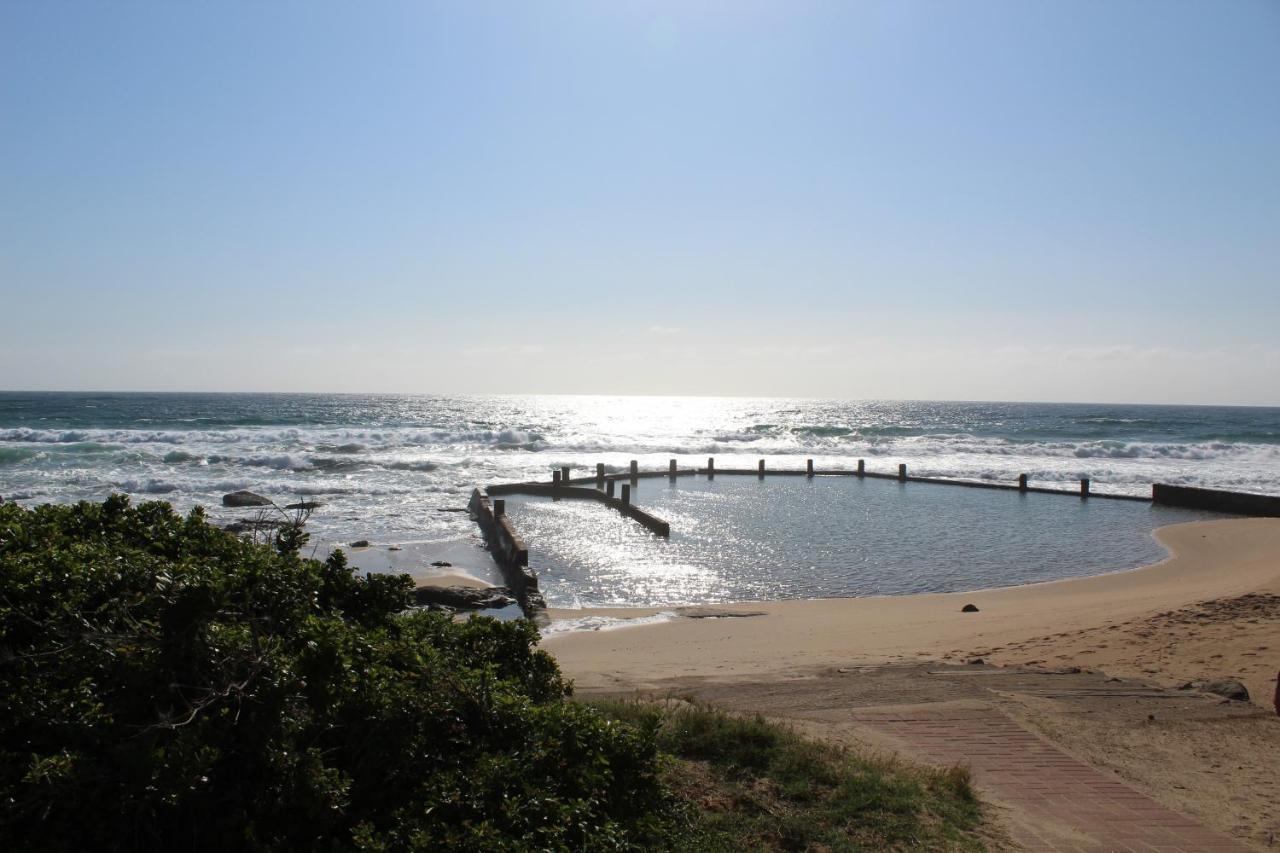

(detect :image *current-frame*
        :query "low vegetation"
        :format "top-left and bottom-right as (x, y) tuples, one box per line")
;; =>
(0, 497), (988, 851)
(592, 699), (987, 851)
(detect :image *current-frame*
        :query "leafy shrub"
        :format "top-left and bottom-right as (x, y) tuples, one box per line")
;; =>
(0, 496), (680, 851)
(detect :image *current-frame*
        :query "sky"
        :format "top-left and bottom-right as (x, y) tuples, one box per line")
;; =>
(1, 1), (1278, 404)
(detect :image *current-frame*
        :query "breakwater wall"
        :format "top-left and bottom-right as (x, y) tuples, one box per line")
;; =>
(1152, 483), (1280, 517)
(557, 458), (1153, 503)
(487, 482), (671, 536)
(467, 488), (543, 616)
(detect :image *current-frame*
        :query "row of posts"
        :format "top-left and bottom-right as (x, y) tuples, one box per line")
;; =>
(551, 461), (1093, 497)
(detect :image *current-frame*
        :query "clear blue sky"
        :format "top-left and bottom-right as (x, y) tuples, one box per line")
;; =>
(2, 1), (1277, 403)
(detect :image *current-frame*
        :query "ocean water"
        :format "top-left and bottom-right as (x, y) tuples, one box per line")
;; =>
(1, 393), (1275, 601)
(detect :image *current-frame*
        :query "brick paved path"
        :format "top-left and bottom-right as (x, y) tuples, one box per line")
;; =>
(852, 707), (1250, 852)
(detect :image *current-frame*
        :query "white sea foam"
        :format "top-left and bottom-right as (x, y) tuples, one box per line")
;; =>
(2, 396), (1277, 558)
(540, 611), (680, 635)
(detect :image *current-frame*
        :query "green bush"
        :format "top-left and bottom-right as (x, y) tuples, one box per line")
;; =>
(0, 496), (680, 851)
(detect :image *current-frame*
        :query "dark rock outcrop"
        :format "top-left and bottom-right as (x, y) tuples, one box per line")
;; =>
(412, 585), (515, 610)
(349, 540), (370, 548)
(223, 490), (271, 508)
(1201, 678), (1250, 702)
(961, 603), (980, 613)
(223, 519), (286, 534)
(1181, 678), (1250, 702)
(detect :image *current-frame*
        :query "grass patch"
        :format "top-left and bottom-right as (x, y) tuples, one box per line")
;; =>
(588, 698), (989, 852)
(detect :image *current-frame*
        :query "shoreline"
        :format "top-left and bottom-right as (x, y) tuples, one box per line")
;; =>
(544, 517), (1280, 701)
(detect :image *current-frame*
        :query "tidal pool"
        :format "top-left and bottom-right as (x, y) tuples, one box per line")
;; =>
(500, 475), (1230, 608)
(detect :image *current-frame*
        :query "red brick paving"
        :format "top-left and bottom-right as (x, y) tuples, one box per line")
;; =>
(851, 707), (1250, 852)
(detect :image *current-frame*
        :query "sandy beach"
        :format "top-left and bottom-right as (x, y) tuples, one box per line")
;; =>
(545, 518), (1280, 847)
(546, 518), (1280, 695)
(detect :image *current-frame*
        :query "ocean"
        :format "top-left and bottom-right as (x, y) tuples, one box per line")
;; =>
(2, 393), (1276, 605)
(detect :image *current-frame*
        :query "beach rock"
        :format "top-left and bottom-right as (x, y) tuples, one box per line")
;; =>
(412, 585), (514, 610)
(1201, 679), (1250, 702)
(961, 603), (980, 613)
(430, 560), (452, 568)
(223, 490), (271, 508)
(223, 519), (287, 534)
(283, 500), (324, 511)
(967, 658), (985, 665)
(388, 546), (402, 551)
(349, 539), (370, 548)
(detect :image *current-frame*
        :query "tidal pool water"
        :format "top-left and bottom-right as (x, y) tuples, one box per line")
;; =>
(501, 474), (1229, 608)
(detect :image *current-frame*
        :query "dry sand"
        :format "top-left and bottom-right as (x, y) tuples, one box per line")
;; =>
(544, 518), (1280, 848)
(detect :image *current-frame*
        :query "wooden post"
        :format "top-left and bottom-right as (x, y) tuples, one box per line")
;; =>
(1018, 474), (1028, 492)
(596, 462), (605, 487)
(806, 459), (814, 477)
(606, 480), (615, 497)
(758, 459), (765, 479)
(621, 483), (631, 505)
(630, 460), (638, 480)
(1080, 478), (1090, 498)
(493, 499), (505, 517)
(669, 459), (677, 480)
(857, 458), (865, 476)
(707, 457), (715, 479)
(898, 463), (907, 481)
(552, 470), (561, 487)
(561, 466), (570, 486)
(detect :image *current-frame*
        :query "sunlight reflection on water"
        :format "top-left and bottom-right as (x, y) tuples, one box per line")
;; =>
(503, 474), (1229, 608)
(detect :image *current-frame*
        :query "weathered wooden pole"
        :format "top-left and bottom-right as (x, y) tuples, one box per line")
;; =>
(561, 466), (570, 486)
(630, 460), (638, 481)
(621, 483), (631, 505)
(857, 459), (865, 476)
(606, 480), (616, 497)
(898, 463), (907, 481)
(669, 459), (677, 480)
(806, 459), (814, 477)
(493, 499), (505, 517)
(596, 462), (605, 487)
(552, 469), (561, 488)
(707, 457), (715, 479)
(1080, 478), (1090, 498)
(1018, 474), (1028, 492)
(758, 459), (765, 479)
